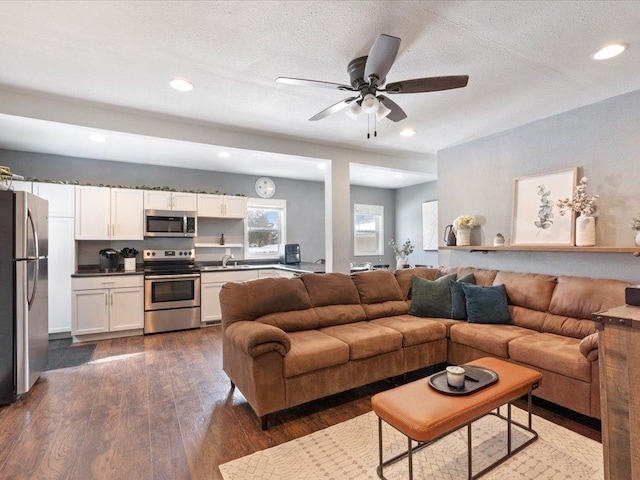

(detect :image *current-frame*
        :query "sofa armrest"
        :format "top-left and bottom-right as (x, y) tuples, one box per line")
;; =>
(579, 332), (598, 361)
(225, 321), (291, 358)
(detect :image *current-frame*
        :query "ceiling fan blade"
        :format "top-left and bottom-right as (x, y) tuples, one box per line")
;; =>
(309, 97), (359, 121)
(378, 95), (407, 122)
(364, 34), (401, 85)
(385, 75), (469, 94)
(276, 77), (355, 91)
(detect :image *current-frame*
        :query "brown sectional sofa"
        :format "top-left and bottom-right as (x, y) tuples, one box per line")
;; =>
(220, 266), (630, 428)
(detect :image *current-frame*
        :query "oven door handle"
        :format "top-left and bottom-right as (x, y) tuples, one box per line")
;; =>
(145, 274), (201, 280)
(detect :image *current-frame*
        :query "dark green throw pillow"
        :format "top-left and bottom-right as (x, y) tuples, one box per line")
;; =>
(449, 273), (477, 320)
(461, 283), (512, 324)
(408, 273), (457, 318)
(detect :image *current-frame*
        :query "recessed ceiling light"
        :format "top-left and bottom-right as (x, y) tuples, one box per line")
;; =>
(317, 163), (327, 170)
(591, 42), (627, 60)
(394, 174), (404, 179)
(399, 128), (416, 137)
(217, 151), (231, 158)
(169, 78), (194, 91)
(89, 134), (106, 143)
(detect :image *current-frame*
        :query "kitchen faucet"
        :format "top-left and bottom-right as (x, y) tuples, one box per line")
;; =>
(222, 253), (234, 267)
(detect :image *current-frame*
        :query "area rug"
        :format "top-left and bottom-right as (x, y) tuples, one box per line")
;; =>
(219, 407), (603, 479)
(46, 338), (96, 371)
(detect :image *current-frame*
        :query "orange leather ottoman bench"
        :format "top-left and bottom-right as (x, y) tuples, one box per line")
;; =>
(371, 357), (542, 479)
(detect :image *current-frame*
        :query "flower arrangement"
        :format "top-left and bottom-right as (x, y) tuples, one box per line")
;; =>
(631, 213), (640, 230)
(453, 215), (478, 230)
(556, 176), (599, 216)
(389, 238), (414, 257)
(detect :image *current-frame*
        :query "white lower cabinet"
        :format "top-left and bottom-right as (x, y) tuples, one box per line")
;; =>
(201, 270), (258, 324)
(72, 275), (144, 340)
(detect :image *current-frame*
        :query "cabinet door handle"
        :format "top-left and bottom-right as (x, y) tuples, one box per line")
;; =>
(110, 292), (113, 305)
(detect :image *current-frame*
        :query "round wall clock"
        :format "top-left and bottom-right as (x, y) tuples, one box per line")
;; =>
(255, 177), (276, 198)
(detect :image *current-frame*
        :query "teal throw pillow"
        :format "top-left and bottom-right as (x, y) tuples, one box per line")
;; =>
(461, 283), (512, 324)
(408, 273), (457, 318)
(449, 273), (477, 320)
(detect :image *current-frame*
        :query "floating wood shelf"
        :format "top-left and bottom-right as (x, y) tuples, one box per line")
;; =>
(193, 243), (243, 248)
(440, 245), (640, 254)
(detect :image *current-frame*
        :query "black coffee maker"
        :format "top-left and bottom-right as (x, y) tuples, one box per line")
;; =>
(99, 248), (119, 272)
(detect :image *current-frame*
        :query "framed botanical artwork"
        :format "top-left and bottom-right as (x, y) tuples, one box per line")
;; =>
(511, 168), (577, 246)
(422, 200), (438, 250)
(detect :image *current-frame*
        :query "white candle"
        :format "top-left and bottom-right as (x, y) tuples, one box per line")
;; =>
(446, 366), (466, 388)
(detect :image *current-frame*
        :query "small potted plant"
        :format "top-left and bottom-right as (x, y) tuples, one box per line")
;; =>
(389, 238), (414, 270)
(631, 213), (640, 246)
(453, 215), (478, 246)
(120, 247), (139, 271)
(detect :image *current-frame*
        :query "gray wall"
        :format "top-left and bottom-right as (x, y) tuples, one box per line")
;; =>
(395, 181), (439, 268)
(1, 150), (399, 267)
(437, 88), (640, 282)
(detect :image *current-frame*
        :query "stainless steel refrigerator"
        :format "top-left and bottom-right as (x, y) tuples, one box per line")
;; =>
(0, 190), (49, 405)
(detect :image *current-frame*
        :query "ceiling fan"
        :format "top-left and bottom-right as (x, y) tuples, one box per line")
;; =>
(276, 34), (469, 125)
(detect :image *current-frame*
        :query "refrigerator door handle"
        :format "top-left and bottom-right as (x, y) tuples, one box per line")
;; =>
(26, 209), (39, 309)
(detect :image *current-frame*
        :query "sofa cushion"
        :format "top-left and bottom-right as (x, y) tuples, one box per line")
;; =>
(542, 312), (596, 339)
(352, 270), (407, 320)
(352, 270), (404, 303)
(449, 274), (477, 319)
(509, 332), (591, 382)
(549, 275), (630, 320)
(439, 266), (498, 286)
(493, 271), (557, 312)
(299, 273), (366, 327)
(220, 277), (313, 326)
(362, 300), (409, 320)
(461, 283), (512, 324)
(449, 322), (536, 358)
(283, 330), (350, 378)
(301, 272), (360, 306)
(395, 267), (439, 300)
(509, 306), (546, 332)
(408, 273), (457, 318)
(319, 322), (403, 360)
(370, 315), (447, 347)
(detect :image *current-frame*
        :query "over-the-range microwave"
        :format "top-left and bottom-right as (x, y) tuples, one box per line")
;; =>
(144, 210), (197, 237)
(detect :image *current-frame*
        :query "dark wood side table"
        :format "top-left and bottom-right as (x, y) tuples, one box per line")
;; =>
(593, 305), (640, 480)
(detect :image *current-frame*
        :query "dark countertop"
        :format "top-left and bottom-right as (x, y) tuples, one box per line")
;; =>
(73, 261), (369, 277)
(72, 265), (145, 277)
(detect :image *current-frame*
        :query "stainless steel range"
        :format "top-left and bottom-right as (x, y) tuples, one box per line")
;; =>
(143, 249), (200, 334)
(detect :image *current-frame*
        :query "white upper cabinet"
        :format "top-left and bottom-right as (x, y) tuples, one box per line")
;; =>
(32, 183), (75, 217)
(75, 186), (143, 240)
(144, 190), (197, 211)
(111, 188), (144, 239)
(197, 194), (247, 218)
(9, 181), (32, 193)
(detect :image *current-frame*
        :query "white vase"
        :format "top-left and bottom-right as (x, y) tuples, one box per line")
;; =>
(395, 256), (408, 270)
(635, 230), (640, 247)
(575, 215), (596, 246)
(456, 228), (471, 246)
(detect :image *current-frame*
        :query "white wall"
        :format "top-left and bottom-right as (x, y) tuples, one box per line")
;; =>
(437, 88), (640, 282)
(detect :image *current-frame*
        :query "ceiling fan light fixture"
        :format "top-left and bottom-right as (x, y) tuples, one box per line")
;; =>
(399, 128), (416, 137)
(591, 42), (627, 60)
(345, 102), (362, 120)
(361, 94), (379, 114)
(376, 101), (391, 120)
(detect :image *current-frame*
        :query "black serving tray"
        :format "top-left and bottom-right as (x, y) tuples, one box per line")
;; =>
(428, 366), (499, 396)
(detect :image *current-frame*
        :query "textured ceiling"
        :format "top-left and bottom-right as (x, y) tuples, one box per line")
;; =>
(0, 1), (639, 187)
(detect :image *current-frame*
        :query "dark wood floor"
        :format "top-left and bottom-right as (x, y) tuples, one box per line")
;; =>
(0, 327), (601, 480)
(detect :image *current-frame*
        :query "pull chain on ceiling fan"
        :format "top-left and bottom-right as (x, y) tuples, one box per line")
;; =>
(276, 34), (469, 137)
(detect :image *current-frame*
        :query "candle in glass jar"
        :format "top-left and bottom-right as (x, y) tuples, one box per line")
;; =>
(446, 366), (466, 388)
